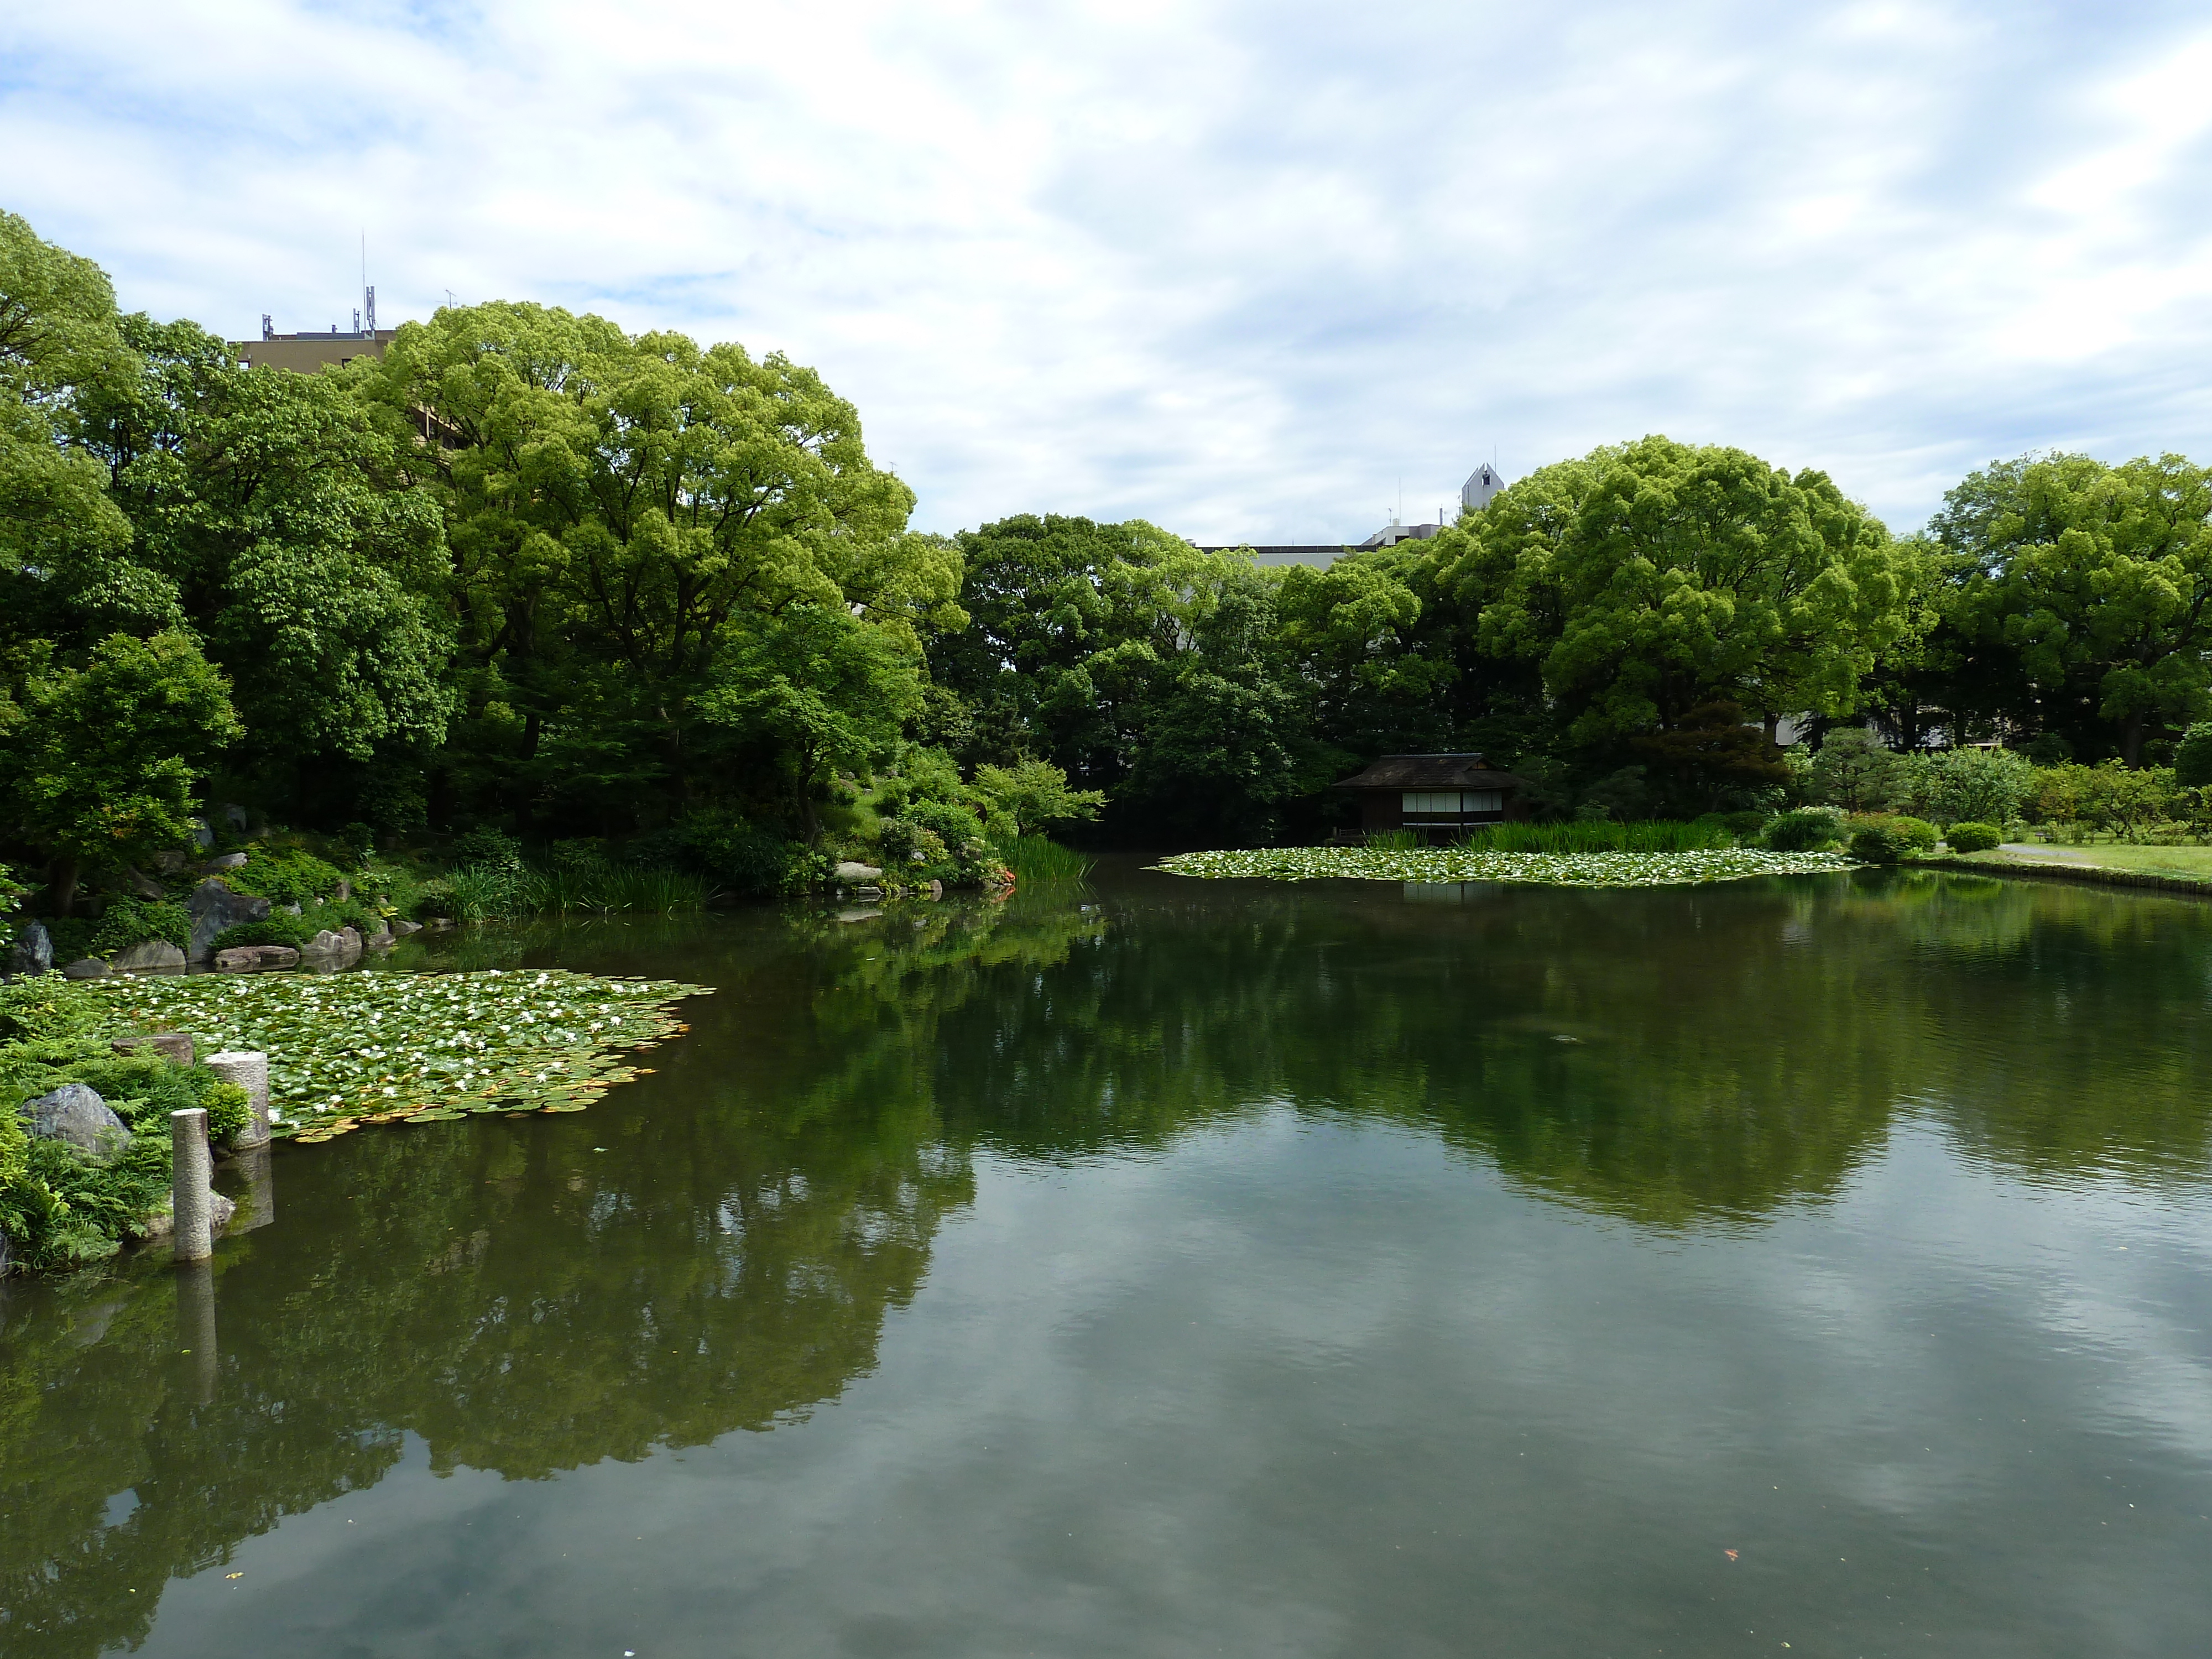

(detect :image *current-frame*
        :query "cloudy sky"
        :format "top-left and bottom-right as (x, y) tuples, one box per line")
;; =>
(6, 0), (2210, 544)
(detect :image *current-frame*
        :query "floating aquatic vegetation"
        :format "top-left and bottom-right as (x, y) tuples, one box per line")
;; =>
(1151, 846), (1856, 887)
(87, 969), (712, 1142)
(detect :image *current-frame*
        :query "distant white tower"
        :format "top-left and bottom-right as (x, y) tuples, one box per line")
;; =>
(1462, 462), (1505, 512)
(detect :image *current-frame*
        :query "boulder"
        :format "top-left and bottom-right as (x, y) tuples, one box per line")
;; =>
(187, 878), (270, 962)
(299, 927), (363, 971)
(4, 918), (54, 977)
(61, 958), (111, 980)
(119, 865), (168, 899)
(199, 852), (249, 873)
(280, 901), (301, 916)
(111, 939), (187, 974)
(215, 944), (298, 972)
(222, 804), (248, 833)
(188, 817), (213, 851)
(363, 926), (395, 950)
(390, 917), (423, 937)
(20, 1084), (130, 1161)
(834, 860), (885, 884)
(153, 850), (187, 873)
(112, 1032), (195, 1065)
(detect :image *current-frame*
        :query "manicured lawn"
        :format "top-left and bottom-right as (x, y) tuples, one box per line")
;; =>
(1959, 843), (2212, 879)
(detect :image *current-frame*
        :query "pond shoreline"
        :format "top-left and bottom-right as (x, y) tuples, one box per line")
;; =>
(1926, 852), (2212, 899)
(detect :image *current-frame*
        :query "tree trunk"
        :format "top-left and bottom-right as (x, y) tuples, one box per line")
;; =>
(2122, 711), (2146, 767)
(48, 854), (81, 920)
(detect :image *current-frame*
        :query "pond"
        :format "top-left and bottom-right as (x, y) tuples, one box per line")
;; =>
(3, 860), (2210, 1657)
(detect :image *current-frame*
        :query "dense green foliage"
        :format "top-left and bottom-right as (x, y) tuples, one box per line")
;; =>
(1946, 822), (2003, 853)
(9, 208), (2212, 928)
(0, 972), (249, 1270)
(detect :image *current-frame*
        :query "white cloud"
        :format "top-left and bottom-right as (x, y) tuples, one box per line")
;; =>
(5, 0), (2211, 542)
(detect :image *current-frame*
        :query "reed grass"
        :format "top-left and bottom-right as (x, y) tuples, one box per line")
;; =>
(1005, 834), (1096, 882)
(1456, 820), (1733, 854)
(523, 865), (715, 914)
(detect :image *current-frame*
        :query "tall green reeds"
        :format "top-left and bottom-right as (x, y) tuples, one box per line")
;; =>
(439, 861), (714, 920)
(1005, 834), (1095, 882)
(1457, 820), (1732, 854)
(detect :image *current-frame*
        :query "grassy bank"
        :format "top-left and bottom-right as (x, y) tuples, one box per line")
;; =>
(1154, 846), (1853, 887)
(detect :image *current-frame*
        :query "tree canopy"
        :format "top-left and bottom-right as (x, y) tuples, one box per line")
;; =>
(8, 209), (2212, 912)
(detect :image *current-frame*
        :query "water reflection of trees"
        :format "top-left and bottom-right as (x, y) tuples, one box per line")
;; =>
(916, 870), (2212, 1225)
(7, 872), (2211, 1652)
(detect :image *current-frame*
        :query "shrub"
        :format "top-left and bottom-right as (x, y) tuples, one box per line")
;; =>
(2176, 724), (2212, 790)
(210, 914), (313, 952)
(1845, 815), (1937, 862)
(0, 972), (106, 1045)
(450, 826), (524, 871)
(1715, 810), (1772, 842)
(1848, 825), (1900, 863)
(549, 837), (608, 872)
(1887, 815), (1939, 852)
(226, 846), (346, 905)
(87, 898), (189, 957)
(875, 817), (950, 869)
(413, 880), (458, 920)
(671, 810), (821, 896)
(337, 822), (377, 869)
(1946, 821), (2002, 853)
(1763, 807), (1844, 851)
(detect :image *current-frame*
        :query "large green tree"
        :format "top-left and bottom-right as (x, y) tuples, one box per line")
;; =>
(1940, 451), (2212, 764)
(0, 212), (178, 650)
(0, 631), (239, 912)
(1430, 436), (1918, 745)
(369, 304), (954, 828)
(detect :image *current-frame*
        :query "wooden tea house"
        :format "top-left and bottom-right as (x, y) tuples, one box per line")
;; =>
(1332, 754), (1532, 842)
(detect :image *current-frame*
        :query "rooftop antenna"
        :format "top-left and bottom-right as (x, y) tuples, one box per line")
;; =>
(260, 313), (273, 341)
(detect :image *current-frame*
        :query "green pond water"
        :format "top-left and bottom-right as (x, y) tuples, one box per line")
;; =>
(3, 860), (2210, 1657)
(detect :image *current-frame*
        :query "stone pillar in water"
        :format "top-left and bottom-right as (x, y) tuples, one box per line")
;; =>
(171, 1108), (213, 1262)
(205, 1050), (270, 1149)
(227, 1144), (276, 1233)
(175, 1262), (218, 1404)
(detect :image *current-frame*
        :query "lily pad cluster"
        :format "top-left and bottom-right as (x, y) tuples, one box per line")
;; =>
(88, 969), (713, 1142)
(1151, 847), (1856, 887)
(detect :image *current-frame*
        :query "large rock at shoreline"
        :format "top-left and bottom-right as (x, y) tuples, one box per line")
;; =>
(390, 917), (422, 937)
(111, 939), (187, 974)
(187, 878), (270, 963)
(299, 926), (363, 971)
(4, 918), (53, 977)
(834, 860), (884, 884)
(61, 958), (110, 980)
(215, 944), (299, 972)
(20, 1084), (130, 1162)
